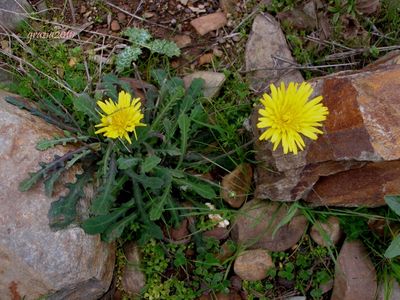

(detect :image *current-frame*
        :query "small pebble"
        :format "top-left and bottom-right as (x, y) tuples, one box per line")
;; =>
(80, 5), (87, 14)
(117, 12), (126, 22)
(110, 20), (121, 32)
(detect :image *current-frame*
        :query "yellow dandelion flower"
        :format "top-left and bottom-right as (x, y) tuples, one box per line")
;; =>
(257, 82), (329, 155)
(95, 90), (146, 144)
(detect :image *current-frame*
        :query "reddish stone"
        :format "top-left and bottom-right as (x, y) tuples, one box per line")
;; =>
(221, 163), (252, 208)
(190, 12), (227, 36)
(252, 64), (400, 206)
(331, 240), (377, 300)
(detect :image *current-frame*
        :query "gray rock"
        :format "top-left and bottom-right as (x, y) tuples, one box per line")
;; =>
(232, 199), (307, 251)
(245, 13), (303, 92)
(0, 0), (32, 32)
(121, 242), (146, 296)
(331, 240), (377, 300)
(183, 71), (226, 99)
(0, 91), (115, 300)
(233, 249), (274, 281)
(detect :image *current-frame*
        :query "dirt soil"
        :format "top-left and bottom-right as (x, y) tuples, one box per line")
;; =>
(29, 0), (253, 73)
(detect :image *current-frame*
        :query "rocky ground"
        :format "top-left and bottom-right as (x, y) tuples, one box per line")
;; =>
(1, 0), (400, 300)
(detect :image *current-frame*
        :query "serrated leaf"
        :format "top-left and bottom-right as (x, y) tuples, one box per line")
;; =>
(117, 157), (141, 170)
(44, 168), (64, 197)
(65, 149), (92, 169)
(148, 39), (180, 57)
(73, 93), (98, 121)
(123, 27), (151, 45)
(102, 212), (137, 242)
(82, 208), (127, 235)
(385, 195), (400, 216)
(36, 135), (88, 151)
(385, 235), (400, 258)
(91, 156), (118, 215)
(142, 156), (161, 173)
(48, 170), (93, 230)
(149, 183), (171, 221)
(151, 69), (168, 87)
(272, 203), (299, 238)
(138, 222), (163, 245)
(19, 171), (45, 192)
(138, 174), (164, 191)
(178, 114), (190, 162)
(116, 47), (142, 73)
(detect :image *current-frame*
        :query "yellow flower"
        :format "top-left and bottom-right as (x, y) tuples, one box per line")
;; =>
(257, 82), (329, 155)
(95, 91), (146, 144)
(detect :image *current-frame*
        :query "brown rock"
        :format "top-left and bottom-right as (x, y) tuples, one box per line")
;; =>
(221, 163), (252, 208)
(172, 34), (192, 48)
(203, 227), (229, 241)
(232, 199), (307, 251)
(170, 218), (189, 241)
(245, 13), (304, 92)
(216, 241), (235, 262)
(234, 249), (274, 281)
(110, 20), (120, 32)
(219, 0), (237, 15)
(199, 53), (214, 66)
(215, 292), (242, 300)
(117, 12), (126, 22)
(121, 242), (146, 296)
(80, 5), (87, 14)
(331, 240), (377, 300)
(0, 91), (115, 299)
(252, 64), (400, 206)
(310, 216), (342, 246)
(356, 0), (380, 15)
(190, 12), (227, 36)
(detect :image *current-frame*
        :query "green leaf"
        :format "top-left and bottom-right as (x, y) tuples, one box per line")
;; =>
(138, 222), (163, 244)
(142, 156), (161, 173)
(173, 177), (216, 199)
(272, 203), (299, 238)
(149, 182), (172, 221)
(151, 69), (168, 87)
(73, 93), (99, 121)
(91, 156), (118, 215)
(116, 46), (142, 73)
(178, 113), (190, 164)
(44, 168), (64, 197)
(385, 195), (400, 216)
(385, 235), (400, 259)
(48, 170), (93, 230)
(65, 149), (92, 169)
(36, 135), (89, 151)
(117, 157), (141, 170)
(19, 170), (45, 192)
(174, 249), (187, 267)
(147, 39), (180, 57)
(82, 208), (127, 235)
(123, 27), (151, 45)
(102, 212), (137, 242)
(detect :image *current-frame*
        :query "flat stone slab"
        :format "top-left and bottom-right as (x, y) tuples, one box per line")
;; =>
(252, 64), (400, 206)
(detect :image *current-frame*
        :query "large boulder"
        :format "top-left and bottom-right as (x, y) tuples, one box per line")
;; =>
(0, 91), (115, 300)
(252, 64), (400, 206)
